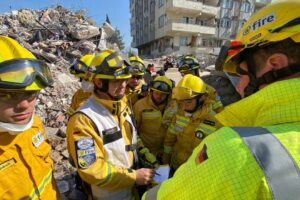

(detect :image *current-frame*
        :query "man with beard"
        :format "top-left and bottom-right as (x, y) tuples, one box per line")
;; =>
(126, 56), (147, 106)
(133, 76), (172, 161)
(67, 49), (154, 200)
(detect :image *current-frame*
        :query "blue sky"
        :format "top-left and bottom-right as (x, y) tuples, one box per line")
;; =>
(0, 0), (132, 47)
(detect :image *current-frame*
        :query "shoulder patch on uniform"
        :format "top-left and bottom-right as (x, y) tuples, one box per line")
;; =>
(0, 158), (16, 171)
(32, 131), (44, 148)
(203, 120), (215, 126)
(195, 144), (208, 165)
(75, 137), (96, 169)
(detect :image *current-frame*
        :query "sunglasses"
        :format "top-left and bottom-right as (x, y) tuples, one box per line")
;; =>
(0, 90), (39, 103)
(131, 75), (143, 80)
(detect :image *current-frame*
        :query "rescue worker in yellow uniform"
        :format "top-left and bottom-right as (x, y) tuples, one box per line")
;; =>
(67, 54), (95, 115)
(67, 49), (155, 200)
(178, 55), (223, 112)
(143, 1), (300, 199)
(133, 76), (172, 161)
(126, 56), (147, 107)
(163, 74), (218, 174)
(0, 36), (60, 199)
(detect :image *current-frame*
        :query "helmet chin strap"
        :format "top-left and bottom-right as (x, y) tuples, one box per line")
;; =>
(244, 53), (300, 97)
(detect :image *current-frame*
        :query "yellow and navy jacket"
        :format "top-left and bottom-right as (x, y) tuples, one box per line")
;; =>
(143, 78), (300, 200)
(0, 115), (60, 199)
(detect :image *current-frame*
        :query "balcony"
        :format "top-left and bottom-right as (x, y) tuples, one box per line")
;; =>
(166, 0), (218, 17)
(166, 20), (215, 35)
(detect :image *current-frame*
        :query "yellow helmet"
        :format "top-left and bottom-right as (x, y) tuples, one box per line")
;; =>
(129, 56), (145, 75)
(216, 0), (300, 74)
(150, 76), (172, 94)
(0, 36), (53, 91)
(92, 49), (131, 79)
(178, 55), (200, 73)
(173, 74), (206, 100)
(70, 54), (95, 79)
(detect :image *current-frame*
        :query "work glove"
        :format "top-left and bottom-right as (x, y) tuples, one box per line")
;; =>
(138, 147), (159, 169)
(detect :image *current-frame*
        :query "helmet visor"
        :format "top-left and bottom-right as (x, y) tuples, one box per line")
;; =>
(151, 81), (171, 94)
(70, 60), (89, 76)
(0, 59), (53, 89)
(130, 61), (145, 75)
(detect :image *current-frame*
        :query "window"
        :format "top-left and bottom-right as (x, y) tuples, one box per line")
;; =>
(221, 17), (231, 28)
(159, 0), (164, 7)
(222, 0), (233, 9)
(144, 0), (149, 12)
(241, 1), (251, 13)
(182, 17), (190, 24)
(180, 36), (188, 46)
(158, 15), (165, 28)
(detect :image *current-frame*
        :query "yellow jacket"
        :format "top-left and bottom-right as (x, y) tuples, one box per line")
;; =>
(143, 78), (300, 200)
(126, 79), (146, 106)
(0, 115), (60, 199)
(163, 101), (218, 169)
(206, 84), (223, 113)
(67, 89), (92, 115)
(133, 95), (168, 157)
(67, 94), (137, 198)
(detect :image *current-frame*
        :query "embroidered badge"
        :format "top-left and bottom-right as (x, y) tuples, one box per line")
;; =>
(32, 131), (44, 148)
(76, 137), (96, 169)
(0, 158), (16, 171)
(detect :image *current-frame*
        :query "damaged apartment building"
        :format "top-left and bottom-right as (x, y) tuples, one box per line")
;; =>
(130, 0), (271, 57)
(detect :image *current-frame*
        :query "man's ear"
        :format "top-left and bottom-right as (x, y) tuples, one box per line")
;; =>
(93, 79), (102, 88)
(258, 53), (289, 77)
(267, 53), (289, 70)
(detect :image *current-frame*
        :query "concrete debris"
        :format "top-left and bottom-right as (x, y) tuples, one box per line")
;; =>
(0, 5), (118, 197)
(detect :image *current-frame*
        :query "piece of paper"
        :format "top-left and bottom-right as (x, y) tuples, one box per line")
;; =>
(153, 165), (170, 183)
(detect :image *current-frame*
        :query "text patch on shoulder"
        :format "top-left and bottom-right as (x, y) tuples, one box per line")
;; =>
(75, 137), (96, 169)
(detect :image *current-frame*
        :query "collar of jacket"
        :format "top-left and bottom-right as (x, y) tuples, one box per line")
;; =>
(147, 94), (167, 112)
(216, 78), (300, 126)
(178, 100), (214, 121)
(92, 93), (128, 116)
(126, 79), (145, 94)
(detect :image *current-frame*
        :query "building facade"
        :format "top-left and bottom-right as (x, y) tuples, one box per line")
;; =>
(130, 0), (271, 57)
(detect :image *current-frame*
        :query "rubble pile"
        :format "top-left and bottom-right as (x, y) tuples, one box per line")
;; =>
(0, 6), (114, 198)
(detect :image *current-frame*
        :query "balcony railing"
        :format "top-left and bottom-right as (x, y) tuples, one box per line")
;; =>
(166, 0), (218, 16)
(166, 20), (216, 35)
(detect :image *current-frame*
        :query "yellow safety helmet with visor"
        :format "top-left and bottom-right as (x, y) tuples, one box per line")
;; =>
(129, 55), (146, 76)
(0, 36), (53, 91)
(92, 49), (132, 80)
(70, 54), (95, 80)
(216, 0), (300, 74)
(173, 74), (206, 100)
(178, 55), (200, 74)
(150, 76), (172, 94)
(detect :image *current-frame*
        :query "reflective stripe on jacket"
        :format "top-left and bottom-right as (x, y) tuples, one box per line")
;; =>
(164, 102), (218, 170)
(0, 115), (60, 199)
(67, 94), (137, 200)
(143, 78), (300, 200)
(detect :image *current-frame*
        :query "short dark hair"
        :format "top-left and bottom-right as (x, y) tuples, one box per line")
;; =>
(257, 38), (300, 65)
